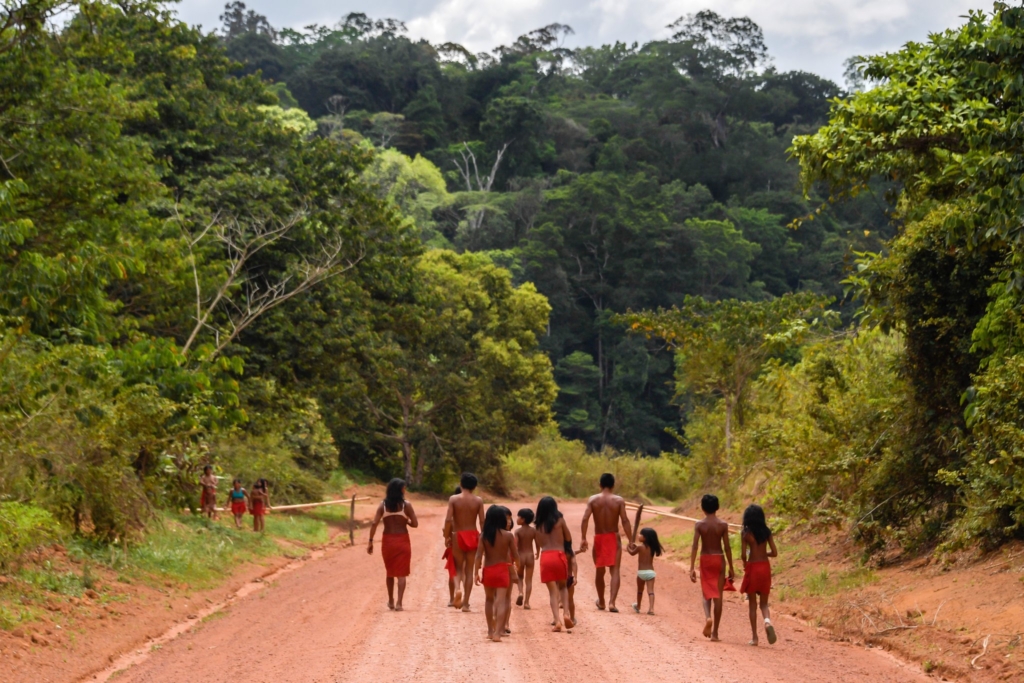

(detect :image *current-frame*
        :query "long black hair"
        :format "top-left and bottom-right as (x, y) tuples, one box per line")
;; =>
(482, 505), (508, 546)
(535, 496), (562, 533)
(384, 478), (406, 513)
(639, 528), (663, 556)
(742, 504), (772, 545)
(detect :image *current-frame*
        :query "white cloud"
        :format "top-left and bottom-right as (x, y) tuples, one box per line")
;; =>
(173, 0), (987, 82)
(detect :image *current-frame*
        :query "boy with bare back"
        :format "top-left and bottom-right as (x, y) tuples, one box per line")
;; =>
(444, 473), (484, 611)
(474, 505), (521, 642)
(535, 496), (575, 632)
(579, 473), (632, 612)
(513, 508), (537, 609)
(689, 493), (735, 641)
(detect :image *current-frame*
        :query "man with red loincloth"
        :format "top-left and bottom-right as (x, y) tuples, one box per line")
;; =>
(443, 473), (484, 612)
(689, 493), (735, 641)
(579, 473), (632, 613)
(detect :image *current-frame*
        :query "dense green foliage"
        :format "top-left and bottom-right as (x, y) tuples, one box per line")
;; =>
(218, 3), (887, 454)
(0, 0), (553, 546)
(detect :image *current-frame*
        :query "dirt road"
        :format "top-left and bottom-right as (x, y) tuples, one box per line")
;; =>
(99, 502), (930, 683)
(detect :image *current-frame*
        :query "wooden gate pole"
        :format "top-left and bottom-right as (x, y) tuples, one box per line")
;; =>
(349, 493), (356, 545)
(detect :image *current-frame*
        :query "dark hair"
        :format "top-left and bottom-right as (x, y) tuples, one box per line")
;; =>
(385, 478), (406, 512)
(535, 496), (563, 533)
(501, 506), (513, 530)
(482, 505), (508, 546)
(460, 472), (478, 490)
(517, 508), (535, 524)
(599, 472), (615, 489)
(639, 528), (663, 556)
(701, 493), (719, 514)
(203, 465), (212, 473)
(254, 478), (268, 492)
(453, 486), (462, 495)
(233, 478), (242, 486)
(742, 504), (772, 545)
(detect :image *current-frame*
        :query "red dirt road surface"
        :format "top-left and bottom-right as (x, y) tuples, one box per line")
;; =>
(96, 502), (930, 683)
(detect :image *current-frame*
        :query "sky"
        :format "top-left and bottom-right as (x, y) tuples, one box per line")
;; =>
(171, 0), (989, 83)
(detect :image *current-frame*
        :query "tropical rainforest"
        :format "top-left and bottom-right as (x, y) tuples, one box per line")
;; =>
(2, 0), (1023, 560)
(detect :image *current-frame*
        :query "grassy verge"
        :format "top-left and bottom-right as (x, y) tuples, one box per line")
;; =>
(0, 508), (337, 632)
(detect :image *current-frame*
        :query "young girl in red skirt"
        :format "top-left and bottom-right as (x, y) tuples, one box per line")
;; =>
(250, 478), (270, 532)
(474, 505), (521, 642)
(367, 478), (418, 611)
(226, 479), (249, 529)
(740, 504), (779, 646)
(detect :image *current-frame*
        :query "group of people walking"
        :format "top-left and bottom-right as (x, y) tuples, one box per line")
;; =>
(199, 465), (271, 531)
(366, 471), (780, 646)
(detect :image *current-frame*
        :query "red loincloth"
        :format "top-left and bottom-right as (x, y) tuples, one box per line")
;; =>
(231, 501), (247, 516)
(251, 500), (265, 516)
(740, 560), (772, 597)
(442, 548), (456, 579)
(592, 532), (618, 568)
(482, 562), (511, 588)
(382, 533), (411, 578)
(699, 554), (724, 600)
(456, 530), (480, 553)
(201, 489), (216, 508)
(540, 550), (568, 584)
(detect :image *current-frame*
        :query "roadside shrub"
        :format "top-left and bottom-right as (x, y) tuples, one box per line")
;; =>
(213, 433), (326, 505)
(0, 503), (60, 570)
(502, 428), (686, 501)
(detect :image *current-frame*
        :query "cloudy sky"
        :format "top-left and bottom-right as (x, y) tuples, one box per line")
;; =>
(172, 0), (988, 83)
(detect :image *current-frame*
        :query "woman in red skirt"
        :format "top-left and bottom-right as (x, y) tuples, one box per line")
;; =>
(250, 478), (270, 532)
(740, 504), (779, 646)
(367, 478), (418, 611)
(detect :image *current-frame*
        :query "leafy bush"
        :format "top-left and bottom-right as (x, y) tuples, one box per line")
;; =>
(213, 433), (326, 505)
(502, 428), (687, 501)
(0, 503), (60, 570)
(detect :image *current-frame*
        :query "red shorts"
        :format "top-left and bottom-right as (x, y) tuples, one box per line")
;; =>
(442, 548), (456, 579)
(700, 554), (724, 600)
(540, 550), (568, 584)
(740, 560), (772, 597)
(382, 533), (411, 578)
(201, 489), (216, 508)
(231, 501), (247, 516)
(592, 532), (618, 568)
(251, 500), (265, 516)
(482, 562), (510, 588)
(456, 530), (479, 553)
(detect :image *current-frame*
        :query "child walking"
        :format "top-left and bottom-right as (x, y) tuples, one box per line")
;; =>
(627, 528), (663, 614)
(534, 496), (574, 632)
(513, 508), (537, 609)
(740, 504), (778, 645)
(226, 479), (249, 529)
(474, 505), (521, 642)
(689, 493), (734, 641)
(250, 478), (270, 532)
(199, 465), (218, 519)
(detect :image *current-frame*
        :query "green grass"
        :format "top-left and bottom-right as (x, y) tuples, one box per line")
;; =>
(263, 515), (329, 545)
(294, 504), (349, 524)
(803, 566), (878, 597)
(18, 563), (84, 597)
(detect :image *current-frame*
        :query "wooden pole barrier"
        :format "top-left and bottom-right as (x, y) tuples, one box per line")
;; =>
(193, 496), (371, 514)
(624, 501), (742, 529)
(349, 493), (356, 545)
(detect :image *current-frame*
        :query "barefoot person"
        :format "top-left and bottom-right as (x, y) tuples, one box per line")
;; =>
(199, 465), (218, 519)
(689, 493), (735, 641)
(535, 496), (574, 632)
(579, 473), (632, 612)
(226, 479), (249, 529)
(250, 478), (270, 532)
(367, 478), (419, 611)
(443, 473), (484, 611)
(443, 486), (461, 607)
(740, 504), (778, 646)
(473, 505), (521, 642)
(627, 528), (662, 615)
(502, 507), (516, 635)
(513, 508), (537, 609)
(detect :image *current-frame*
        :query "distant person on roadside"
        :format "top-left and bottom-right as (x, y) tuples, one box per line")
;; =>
(514, 507), (537, 610)
(367, 478), (418, 611)
(226, 479), (249, 529)
(580, 473), (633, 612)
(443, 486), (462, 607)
(443, 473), (484, 611)
(535, 496), (574, 632)
(627, 527), (663, 615)
(473, 505), (521, 642)
(200, 465), (218, 519)
(250, 478), (270, 532)
(740, 504), (778, 646)
(689, 493), (735, 641)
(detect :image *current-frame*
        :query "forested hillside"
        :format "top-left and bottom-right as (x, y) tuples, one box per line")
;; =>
(218, 3), (891, 454)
